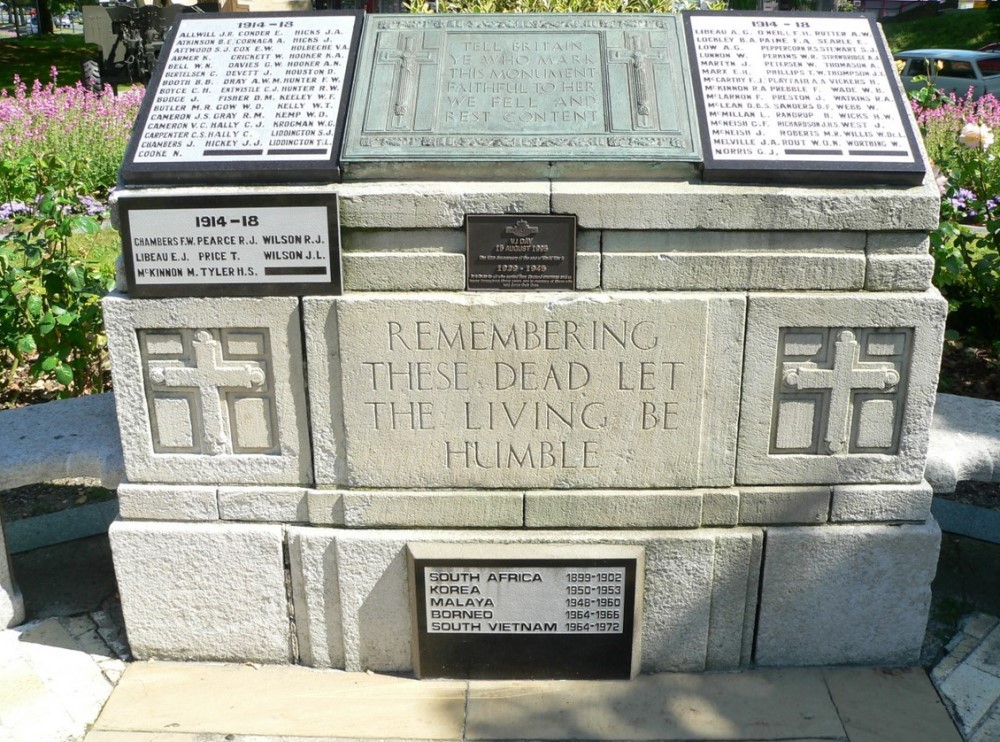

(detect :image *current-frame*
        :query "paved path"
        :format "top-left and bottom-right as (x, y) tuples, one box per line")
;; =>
(83, 661), (959, 742)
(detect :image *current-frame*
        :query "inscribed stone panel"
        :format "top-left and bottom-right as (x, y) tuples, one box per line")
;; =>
(307, 294), (744, 488)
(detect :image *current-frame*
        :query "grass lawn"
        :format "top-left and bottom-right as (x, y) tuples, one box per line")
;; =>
(0, 33), (99, 93)
(881, 8), (998, 52)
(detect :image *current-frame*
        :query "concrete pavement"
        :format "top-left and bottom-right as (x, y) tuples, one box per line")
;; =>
(85, 662), (960, 742)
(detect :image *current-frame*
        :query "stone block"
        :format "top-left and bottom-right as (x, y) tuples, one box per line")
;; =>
(706, 530), (762, 670)
(576, 230), (601, 291)
(343, 253), (465, 291)
(287, 528), (760, 673)
(738, 291), (947, 485)
(604, 230), (867, 253)
(103, 294), (311, 485)
(755, 520), (940, 666)
(305, 293), (745, 489)
(866, 254), (935, 291)
(702, 490), (739, 527)
(306, 490), (345, 526)
(117, 483), (219, 521)
(287, 527), (345, 668)
(342, 228), (465, 253)
(524, 490), (702, 528)
(738, 487), (830, 525)
(0, 520), (24, 628)
(218, 487), (308, 523)
(831, 482), (933, 523)
(109, 520), (291, 662)
(603, 252), (864, 291)
(337, 182), (550, 230)
(342, 490), (523, 528)
(925, 394), (1000, 494)
(866, 231), (931, 254)
(551, 177), (940, 232)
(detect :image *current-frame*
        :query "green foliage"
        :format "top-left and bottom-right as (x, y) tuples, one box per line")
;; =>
(0, 173), (115, 399)
(881, 8), (995, 54)
(408, 0), (724, 13)
(911, 90), (1000, 343)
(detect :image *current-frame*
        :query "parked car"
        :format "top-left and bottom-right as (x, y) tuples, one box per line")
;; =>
(894, 49), (1000, 99)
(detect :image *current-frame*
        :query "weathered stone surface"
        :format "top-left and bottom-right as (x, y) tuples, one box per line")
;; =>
(831, 482), (933, 522)
(342, 490), (523, 528)
(0, 393), (124, 493)
(103, 294), (311, 485)
(866, 231), (931, 254)
(925, 393), (1000, 493)
(218, 487), (308, 523)
(756, 521), (940, 666)
(305, 490), (345, 526)
(605, 230), (867, 253)
(701, 490), (739, 527)
(337, 182), (550, 230)
(305, 293), (745, 489)
(287, 527), (345, 668)
(706, 531), (761, 671)
(342, 228), (465, 253)
(738, 291), (947, 485)
(117, 483), (219, 521)
(552, 177), (940, 231)
(0, 522), (24, 628)
(603, 252), (864, 291)
(524, 491), (702, 528)
(110, 521), (290, 662)
(576, 230), (601, 291)
(287, 528), (759, 673)
(738, 487), (830, 525)
(865, 254), (935, 291)
(343, 253), (466, 291)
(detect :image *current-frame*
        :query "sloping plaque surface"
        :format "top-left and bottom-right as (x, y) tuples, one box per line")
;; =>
(121, 11), (363, 186)
(342, 13), (701, 178)
(684, 11), (924, 185)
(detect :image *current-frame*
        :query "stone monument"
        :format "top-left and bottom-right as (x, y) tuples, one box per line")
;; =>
(104, 10), (945, 678)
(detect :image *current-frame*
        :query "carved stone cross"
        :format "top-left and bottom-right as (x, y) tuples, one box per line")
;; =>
(148, 330), (266, 455)
(608, 31), (669, 125)
(782, 330), (900, 454)
(378, 33), (437, 129)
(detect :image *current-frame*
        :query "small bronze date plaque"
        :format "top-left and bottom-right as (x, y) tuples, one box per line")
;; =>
(466, 214), (576, 291)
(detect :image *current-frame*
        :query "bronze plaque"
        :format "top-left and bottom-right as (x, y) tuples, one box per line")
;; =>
(466, 214), (576, 291)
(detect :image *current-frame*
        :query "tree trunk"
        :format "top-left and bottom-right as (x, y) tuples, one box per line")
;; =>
(37, 0), (54, 34)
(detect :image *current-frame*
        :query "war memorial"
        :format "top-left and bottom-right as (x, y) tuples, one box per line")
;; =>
(102, 10), (946, 678)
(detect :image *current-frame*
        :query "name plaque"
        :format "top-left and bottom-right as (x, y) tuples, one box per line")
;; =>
(684, 12), (924, 185)
(119, 193), (341, 298)
(342, 13), (701, 178)
(466, 215), (576, 291)
(409, 544), (641, 679)
(121, 11), (364, 186)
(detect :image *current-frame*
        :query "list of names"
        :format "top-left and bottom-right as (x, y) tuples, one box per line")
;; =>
(134, 15), (356, 163)
(688, 15), (915, 164)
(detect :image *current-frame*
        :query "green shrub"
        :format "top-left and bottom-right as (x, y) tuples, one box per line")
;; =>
(0, 175), (115, 401)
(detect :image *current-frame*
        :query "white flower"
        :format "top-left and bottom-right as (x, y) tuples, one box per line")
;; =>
(958, 123), (995, 150)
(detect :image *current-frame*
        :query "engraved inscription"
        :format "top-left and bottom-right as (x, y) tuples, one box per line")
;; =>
(773, 327), (910, 455)
(425, 566), (626, 634)
(337, 297), (715, 488)
(142, 328), (277, 455)
(345, 14), (701, 162)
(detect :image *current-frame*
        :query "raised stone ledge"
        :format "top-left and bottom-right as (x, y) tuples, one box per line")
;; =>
(925, 394), (1000, 494)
